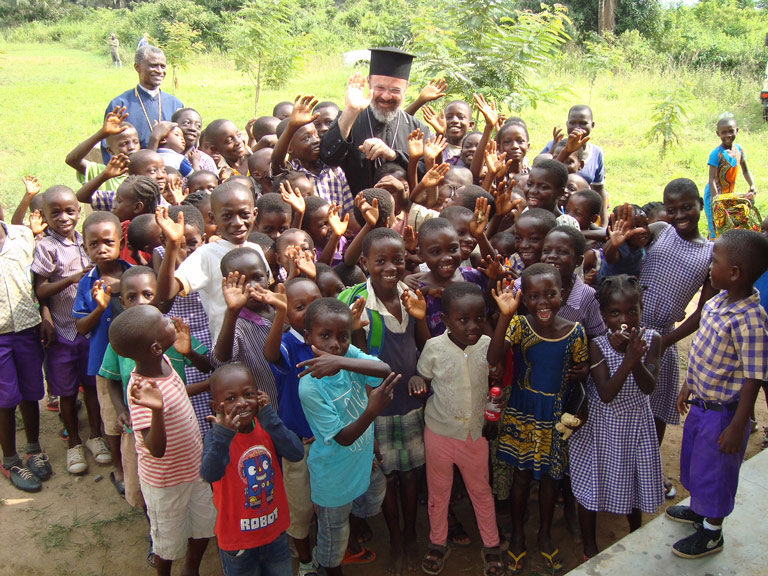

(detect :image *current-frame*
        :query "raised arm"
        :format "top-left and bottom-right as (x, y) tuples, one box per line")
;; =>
(66, 106), (129, 174)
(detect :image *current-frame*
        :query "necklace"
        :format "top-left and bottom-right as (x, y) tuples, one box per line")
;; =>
(134, 86), (162, 132)
(366, 108), (401, 167)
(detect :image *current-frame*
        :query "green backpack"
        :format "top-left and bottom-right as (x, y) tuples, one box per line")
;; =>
(338, 282), (385, 355)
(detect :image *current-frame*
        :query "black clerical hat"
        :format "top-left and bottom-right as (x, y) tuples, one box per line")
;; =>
(369, 48), (414, 81)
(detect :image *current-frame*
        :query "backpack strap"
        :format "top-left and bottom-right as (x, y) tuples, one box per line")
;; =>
(338, 282), (386, 356)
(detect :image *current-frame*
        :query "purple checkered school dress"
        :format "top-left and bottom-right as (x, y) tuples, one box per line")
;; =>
(569, 330), (664, 514)
(638, 224), (713, 425)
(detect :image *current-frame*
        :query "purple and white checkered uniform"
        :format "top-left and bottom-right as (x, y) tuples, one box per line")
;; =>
(569, 330), (664, 514)
(290, 160), (354, 215)
(686, 290), (768, 403)
(638, 223), (712, 424)
(31, 231), (91, 342)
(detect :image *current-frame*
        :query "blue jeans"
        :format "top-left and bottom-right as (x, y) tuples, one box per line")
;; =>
(315, 465), (386, 568)
(218, 532), (292, 576)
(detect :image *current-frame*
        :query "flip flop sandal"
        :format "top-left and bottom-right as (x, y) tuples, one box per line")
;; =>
(481, 547), (504, 576)
(540, 548), (563, 571)
(664, 478), (677, 499)
(506, 549), (527, 573)
(342, 547), (376, 565)
(447, 521), (471, 547)
(421, 544), (450, 576)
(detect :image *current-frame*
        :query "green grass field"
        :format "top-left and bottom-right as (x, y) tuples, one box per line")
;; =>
(1, 41), (767, 224)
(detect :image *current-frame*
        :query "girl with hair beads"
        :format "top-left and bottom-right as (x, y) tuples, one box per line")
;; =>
(569, 275), (663, 559)
(488, 263), (589, 573)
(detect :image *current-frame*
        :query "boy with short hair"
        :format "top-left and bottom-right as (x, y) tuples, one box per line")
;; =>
(272, 95), (353, 214)
(156, 181), (271, 343)
(109, 305), (216, 576)
(0, 218), (49, 492)
(33, 187), (101, 476)
(201, 362), (304, 576)
(298, 297), (400, 576)
(205, 119), (250, 176)
(73, 211), (129, 475)
(667, 228), (768, 558)
(67, 106), (139, 210)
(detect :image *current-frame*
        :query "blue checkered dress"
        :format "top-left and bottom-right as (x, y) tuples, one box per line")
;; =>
(638, 224), (713, 424)
(569, 330), (664, 514)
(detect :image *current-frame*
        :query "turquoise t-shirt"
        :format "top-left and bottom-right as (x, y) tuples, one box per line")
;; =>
(298, 345), (384, 507)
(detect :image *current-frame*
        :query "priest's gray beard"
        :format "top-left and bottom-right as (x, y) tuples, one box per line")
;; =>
(370, 103), (399, 124)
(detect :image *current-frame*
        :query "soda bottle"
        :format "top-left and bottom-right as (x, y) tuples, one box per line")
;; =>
(484, 386), (503, 421)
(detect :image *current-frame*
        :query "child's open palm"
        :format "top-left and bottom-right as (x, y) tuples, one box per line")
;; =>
(419, 78), (447, 104)
(222, 271), (250, 312)
(469, 197), (491, 238)
(22, 175), (42, 196)
(251, 283), (288, 311)
(355, 193), (379, 227)
(172, 317), (192, 356)
(564, 128), (590, 155)
(280, 182), (305, 215)
(130, 380), (164, 411)
(403, 225), (418, 253)
(473, 93), (498, 128)
(421, 163), (449, 189)
(29, 210), (47, 236)
(328, 204), (349, 237)
(92, 279), (111, 311)
(479, 254), (505, 280)
(345, 72), (372, 111)
(166, 175), (185, 205)
(492, 280), (522, 317)
(290, 94), (320, 128)
(155, 207), (185, 244)
(422, 105), (447, 136)
(401, 288), (427, 320)
(103, 106), (129, 136)
(293, 250), (317, 279)
(350, 297), (370, 330)
(407, 129), (425, 159)
(423, 134), (448, 164)
(104, 154), (130, 179)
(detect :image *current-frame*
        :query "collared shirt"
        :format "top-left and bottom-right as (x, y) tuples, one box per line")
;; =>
(0, 222), (41, 334)
(363, 279), (408, 335)
(73, 260), (132, 375)
(290, 160), (354, 215)
(418, 332), (491, 441)
(687, 290), (768, 403)
(299, 345), (384, 507)
(270, 328), (315, 439)
(175, 240), (271, 342)
(31, 230), (91, 342)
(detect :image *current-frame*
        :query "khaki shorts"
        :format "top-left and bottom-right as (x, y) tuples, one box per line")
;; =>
(283, 443), (314, 539)
(96, 375), (121, 436)
(121, 432), (144, 509)
(140, 477), (217, 561)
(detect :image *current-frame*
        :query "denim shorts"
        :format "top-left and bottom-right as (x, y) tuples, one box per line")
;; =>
(219, 532), (292, 576)
(315, 465), (386, 568)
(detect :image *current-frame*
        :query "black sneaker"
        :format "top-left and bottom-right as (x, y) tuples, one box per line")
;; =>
(672, 524), (723, 559)
(665, 505), (704, 525)
(25, 452), (53, 481)
(1, 464), (42, 492)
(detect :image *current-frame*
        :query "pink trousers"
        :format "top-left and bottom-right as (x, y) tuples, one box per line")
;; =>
(424, 425), (499, 548)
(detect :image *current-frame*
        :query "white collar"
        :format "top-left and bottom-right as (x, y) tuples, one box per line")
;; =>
(138, 84), (161, 98)
(289, 327), (305, 343)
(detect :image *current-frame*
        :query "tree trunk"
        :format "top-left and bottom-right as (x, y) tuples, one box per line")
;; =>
(254, 58), (262, 116)
(598, 0), (616, 35)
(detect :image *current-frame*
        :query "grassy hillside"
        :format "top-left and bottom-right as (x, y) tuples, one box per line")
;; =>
(1, 42), (766, 224)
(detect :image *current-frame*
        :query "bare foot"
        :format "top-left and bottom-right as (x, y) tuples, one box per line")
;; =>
(404, 538), (420, 572)
(386, 544), (404, 576)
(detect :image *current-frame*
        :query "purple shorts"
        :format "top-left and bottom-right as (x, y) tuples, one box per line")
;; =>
(45, 333), (96, 397)
(0, 325), (45, 409)
(680, 403), (749, 519)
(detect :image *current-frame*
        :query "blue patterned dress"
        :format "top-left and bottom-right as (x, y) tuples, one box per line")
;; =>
(569, 330), (664, 514)
(497, 317), (588, 480)
(638, 224), (713, 425)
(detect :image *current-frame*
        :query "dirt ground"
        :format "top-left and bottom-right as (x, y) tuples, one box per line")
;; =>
(2, 334), (767, 576)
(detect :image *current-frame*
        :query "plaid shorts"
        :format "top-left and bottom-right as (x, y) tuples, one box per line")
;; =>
(374, 408), (425, 475)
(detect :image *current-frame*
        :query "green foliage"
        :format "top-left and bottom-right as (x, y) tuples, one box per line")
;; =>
(409, 1), (572, 112)
(646, 90), (690, 158)
(161, 20), (204, 89)
(228, 0), (307, 115)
